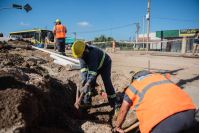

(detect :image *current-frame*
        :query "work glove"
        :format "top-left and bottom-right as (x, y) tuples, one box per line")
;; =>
(81, 85), (89, 94)
(82, 79), (87, 87)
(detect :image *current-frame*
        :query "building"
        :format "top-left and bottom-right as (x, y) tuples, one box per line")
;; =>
(136, 32), (162, 49)
(136, 28), (199, 52)
(156, 29), (198, 52)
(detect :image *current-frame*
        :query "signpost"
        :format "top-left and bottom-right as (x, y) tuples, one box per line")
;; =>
(0, 4), (32, 13)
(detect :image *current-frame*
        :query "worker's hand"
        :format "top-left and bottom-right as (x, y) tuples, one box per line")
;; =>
(116, 127), (125, 133)
(82, 79), (87, 87)
(81, 85), (89, 94)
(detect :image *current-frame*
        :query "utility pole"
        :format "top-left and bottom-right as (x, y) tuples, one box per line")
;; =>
(111, 19), (113, 38)
(143, 15), (145, 49)
(146, 0), (150, 51)
(134, 22), (140, 48)
(73, 32), (76, 41)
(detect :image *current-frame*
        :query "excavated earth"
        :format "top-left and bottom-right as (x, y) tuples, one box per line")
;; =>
(0, 40), (198, 133)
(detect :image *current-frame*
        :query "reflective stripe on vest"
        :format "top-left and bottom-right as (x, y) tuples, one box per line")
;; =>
(128, 76), (173, 114)
(97, 52), (105, 70)
(55, 25), (65, 33)
(81, 52), (105, 74)
(55, 25), (65, 38)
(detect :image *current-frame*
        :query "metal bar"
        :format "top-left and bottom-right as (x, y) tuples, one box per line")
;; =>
(0, 7), (23, 10)
(148, 60), (150, 71)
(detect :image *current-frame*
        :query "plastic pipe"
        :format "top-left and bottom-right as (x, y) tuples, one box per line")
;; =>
(66, 64), (81, 70)
(50, 54), (74, 64)
(54, 60), (69, 66)
(54, 60), (81, 70)
(32, 46), (80, 64)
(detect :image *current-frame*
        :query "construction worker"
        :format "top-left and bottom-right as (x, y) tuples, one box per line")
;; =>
(53, 19), (67, 55)
(116, 70), (196, 133)
(72, 41), (118, 112)
(53, 22), (57, 48)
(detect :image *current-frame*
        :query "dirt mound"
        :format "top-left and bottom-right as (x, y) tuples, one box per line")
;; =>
(6, 39), (33, 46)
(0, 50), (114, 133)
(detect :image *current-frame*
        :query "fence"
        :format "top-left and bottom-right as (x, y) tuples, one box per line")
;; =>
(93, 42), (135, 51)
(92, 38), (197, 53)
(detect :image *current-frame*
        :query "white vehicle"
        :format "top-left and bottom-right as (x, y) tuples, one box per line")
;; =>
(0, 35), (22, 42)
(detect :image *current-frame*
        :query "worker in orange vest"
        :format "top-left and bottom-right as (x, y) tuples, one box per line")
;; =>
(53, 22), (57, 49)
(116, 70), (196, 133)
(53, 19), (67, 55)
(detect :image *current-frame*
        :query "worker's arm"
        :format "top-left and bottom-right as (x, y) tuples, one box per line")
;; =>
(65, 27), (67, 33)
(79, 58), (88, 86)
(53, 26), (56, 34)
(86, 51), (98, 86)
(116, 100), (131, 133)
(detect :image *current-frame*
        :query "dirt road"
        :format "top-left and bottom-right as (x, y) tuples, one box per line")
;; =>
(0, 41), (198, 133)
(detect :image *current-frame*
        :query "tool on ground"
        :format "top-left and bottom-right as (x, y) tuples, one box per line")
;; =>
(100, 86), (107, 98)
(74, 83), (85, 119)
(124, 121), (140, 133)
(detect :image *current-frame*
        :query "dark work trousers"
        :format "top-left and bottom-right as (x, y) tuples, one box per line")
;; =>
(56, 38), (65, 54)
(150, 109), (196, 133)
(84, 61), (116, 108)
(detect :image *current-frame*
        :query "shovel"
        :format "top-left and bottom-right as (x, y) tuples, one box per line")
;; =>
(74, 83), (85, 119)
(124, 121), (140, 132)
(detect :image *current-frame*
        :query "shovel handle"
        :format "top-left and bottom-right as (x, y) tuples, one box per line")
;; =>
(76, 83), (79, 101)
(77, 91), (84, 105)
(124, 122), (140, 133)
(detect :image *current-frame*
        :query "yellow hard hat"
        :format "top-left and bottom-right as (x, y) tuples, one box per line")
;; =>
(56, 19), (60, 22)
(130, 70), (143, 84)
(72, 41), (85, 58)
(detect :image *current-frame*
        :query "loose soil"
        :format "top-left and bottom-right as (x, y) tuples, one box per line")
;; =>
(0, 41), (199, 133)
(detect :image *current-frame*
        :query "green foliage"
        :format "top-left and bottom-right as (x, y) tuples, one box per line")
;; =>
(106, 37), (113, 41)
(93, 34), (113, 42)
(94, 37), (99, 42)
(98, 34), (106, 42)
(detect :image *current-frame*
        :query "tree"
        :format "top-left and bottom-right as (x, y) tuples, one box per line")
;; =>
(106, 37), (113, 41)
(98, 34), (106, 42)
(93, 37), (99, 42)
(93, 35), (114, 42)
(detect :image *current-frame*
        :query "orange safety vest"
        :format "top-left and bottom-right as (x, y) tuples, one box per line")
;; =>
(55, 24), (66, 38)
(125, 73), (196, 133)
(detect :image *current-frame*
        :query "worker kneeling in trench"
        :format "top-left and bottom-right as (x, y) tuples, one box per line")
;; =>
(72, 41), (119, 114)
(116, 70), (197, 133)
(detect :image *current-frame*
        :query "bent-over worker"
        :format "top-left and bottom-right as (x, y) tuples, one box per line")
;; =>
(72, 41), (118, 113)
(116, 70), (196, 133)
(53, 19), (67, 55)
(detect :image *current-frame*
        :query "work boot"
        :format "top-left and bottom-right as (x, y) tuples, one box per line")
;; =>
(80, 103), (92, 108)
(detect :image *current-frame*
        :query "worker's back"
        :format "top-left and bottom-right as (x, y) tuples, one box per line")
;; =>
(126, 73), (196, 133)
(55, 24), (66, 38)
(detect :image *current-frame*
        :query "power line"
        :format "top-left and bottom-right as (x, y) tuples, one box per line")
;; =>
(68, 23), (136, 34)
(151, 16), (199, 23)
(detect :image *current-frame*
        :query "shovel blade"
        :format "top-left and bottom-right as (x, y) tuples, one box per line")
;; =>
(74, 109), (81, 119)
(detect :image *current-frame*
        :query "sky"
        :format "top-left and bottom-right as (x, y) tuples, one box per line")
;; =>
(0, 0), (199, 41)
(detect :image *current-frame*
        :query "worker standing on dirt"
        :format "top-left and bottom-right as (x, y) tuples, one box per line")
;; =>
(116, 70), (196, 133)
(72, 41), (118, 113)
(53, 19), (67, 55)
(53, 22), (57, 48)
